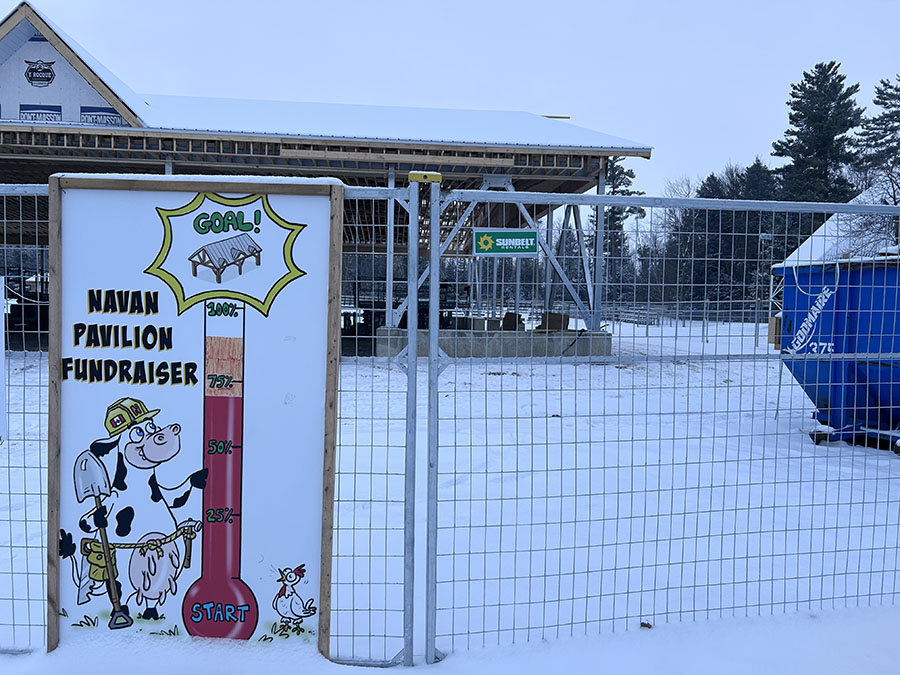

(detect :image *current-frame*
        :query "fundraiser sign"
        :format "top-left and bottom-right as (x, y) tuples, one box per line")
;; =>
(52, 178), (339, 647)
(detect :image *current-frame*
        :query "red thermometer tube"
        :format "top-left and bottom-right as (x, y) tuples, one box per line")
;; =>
(183, 301), (259, 638)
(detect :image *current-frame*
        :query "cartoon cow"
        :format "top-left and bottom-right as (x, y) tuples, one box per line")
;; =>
(59, 397), (206, 624)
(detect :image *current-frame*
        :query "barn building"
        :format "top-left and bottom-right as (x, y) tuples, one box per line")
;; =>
(0, 1), (651, 351)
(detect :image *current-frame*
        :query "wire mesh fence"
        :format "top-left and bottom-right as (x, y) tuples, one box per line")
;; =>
(0, 188), (50, 652)
(5, 180), (900, 665)
(427, 191), (900, 656)
(0, 184), (421, 661)
(329, 186), (416, 665)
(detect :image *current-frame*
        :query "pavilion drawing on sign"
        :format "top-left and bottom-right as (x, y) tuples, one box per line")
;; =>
(189, 233), (262, 284)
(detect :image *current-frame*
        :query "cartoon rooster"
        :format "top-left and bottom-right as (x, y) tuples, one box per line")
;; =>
(273, 565), (317, 633)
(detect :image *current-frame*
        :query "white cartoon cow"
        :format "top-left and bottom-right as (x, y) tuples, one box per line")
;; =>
(60, 397), (205, 627)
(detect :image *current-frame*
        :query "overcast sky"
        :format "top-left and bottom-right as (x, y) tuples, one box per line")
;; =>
(7, 0), (899, 195)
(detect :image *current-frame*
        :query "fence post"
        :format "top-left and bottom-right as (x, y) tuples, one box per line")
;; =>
(591, 167), (607, 331)
(543, 215), (553, 313)
(426, 176), (442, 664)
(402, 178), (420, 666)
(754, 297), (761, 348)
(386, 170), (396, 327)
(703, 298), (710, 343)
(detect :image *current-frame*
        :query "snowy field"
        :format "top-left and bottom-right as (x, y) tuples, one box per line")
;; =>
(6, 604), (900, 674)
(433, 321), (900, 651)
(6, 320), (900, 670)
(333, 320), (900, 660)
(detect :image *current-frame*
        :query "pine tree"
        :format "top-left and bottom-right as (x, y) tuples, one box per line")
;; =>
(694, 166), (745, 302)
(593, 156), (643, 304)
(739, 158), (791, 288)
(857, 74), (900, 204)
(679, 161), (781, 305)
(772, 61), (863, 203)
(742, 158), (779, 200)
(636, 177), (696, 304)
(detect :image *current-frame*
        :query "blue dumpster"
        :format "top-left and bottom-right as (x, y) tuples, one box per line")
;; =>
(773, 257), (900, 445)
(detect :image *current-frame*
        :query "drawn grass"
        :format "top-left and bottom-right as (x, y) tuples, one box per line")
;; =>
(270, 622), (293, 639)
(149, 625), (180, 637)
(267, 621), (309, 640)
(71, 615), (98, 628)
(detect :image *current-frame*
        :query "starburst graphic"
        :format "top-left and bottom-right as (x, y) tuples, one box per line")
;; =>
(477, 233), (495, 252)
(145, 193), (306, 316)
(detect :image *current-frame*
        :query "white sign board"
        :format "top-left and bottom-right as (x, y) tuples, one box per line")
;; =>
(49, 176), (341, 653)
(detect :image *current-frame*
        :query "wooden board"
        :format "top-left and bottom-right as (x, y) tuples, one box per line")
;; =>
(47, 176), (61, 651)
(317, 184), (342, 658)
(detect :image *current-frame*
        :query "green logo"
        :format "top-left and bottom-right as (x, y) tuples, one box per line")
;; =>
(476, 232), (495, 252)
(473, 229), (538, 256)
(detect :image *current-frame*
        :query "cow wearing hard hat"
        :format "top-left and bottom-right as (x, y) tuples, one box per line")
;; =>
(59, 397), (204, 628)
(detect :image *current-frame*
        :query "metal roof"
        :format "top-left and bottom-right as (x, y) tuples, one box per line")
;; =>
(138, 94), (652, 155)
(0, 3), (651, 198)
(190, 233), (262, 267)
(1, 3), (651, 157)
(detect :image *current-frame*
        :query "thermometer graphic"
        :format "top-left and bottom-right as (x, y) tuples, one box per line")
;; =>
(182, 300), (259, 638)
(149, 192), (308, 640)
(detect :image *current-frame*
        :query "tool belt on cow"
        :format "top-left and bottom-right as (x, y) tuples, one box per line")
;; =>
(80, 524), (198, 579)
(81, 539), (117, 582)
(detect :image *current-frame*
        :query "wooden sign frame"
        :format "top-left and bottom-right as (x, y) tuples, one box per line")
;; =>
(47, 176), (342, 657)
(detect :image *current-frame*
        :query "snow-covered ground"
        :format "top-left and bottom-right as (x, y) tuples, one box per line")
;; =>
(6, 320), (900, 671)
(333, 320), (900, 660)
(5, 604), (900, 674)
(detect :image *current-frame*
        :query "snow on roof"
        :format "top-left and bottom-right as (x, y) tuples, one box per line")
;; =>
(25, 3), (150, 121)
(777, 180), (899, 269)
(137, 94), (652, 152)
(53, 172), (344, 186)
(5, 3), (652, 154)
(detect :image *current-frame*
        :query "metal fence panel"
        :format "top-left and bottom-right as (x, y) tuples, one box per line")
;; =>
(426, 190), (900, 659)
(6, 180), (900, 666)
(331, 183), (418, 665)
(0, 187), (50, 652)
(0, 183), (421, 662)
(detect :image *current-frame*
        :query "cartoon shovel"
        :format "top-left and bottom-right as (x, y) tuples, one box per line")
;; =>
(73, 450), (133, 629)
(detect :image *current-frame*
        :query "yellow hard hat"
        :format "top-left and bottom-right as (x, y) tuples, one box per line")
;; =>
(104, 397), (159, 436)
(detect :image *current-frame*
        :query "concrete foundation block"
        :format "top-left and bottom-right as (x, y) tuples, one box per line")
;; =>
(375, 328), (612, 358)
